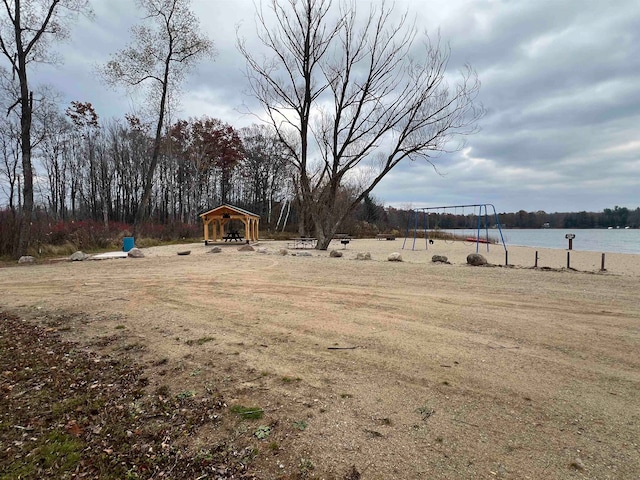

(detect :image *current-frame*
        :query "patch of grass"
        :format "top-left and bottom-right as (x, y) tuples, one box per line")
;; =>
(4, 430), (84, 478)
(230, 405), (264, 420)
(268, 441), (280, 451)
(299, 457), (315, 475)
(292, 420), (308, 431)
(39, 241), (78, 257)
(115, 324), (126, 329)
(340, 393), (353, 399)
(41, 430), (83, 468)
(176, 390), (195, 400)
(254, 425), (272, 439)
(186, 336), (215, 346)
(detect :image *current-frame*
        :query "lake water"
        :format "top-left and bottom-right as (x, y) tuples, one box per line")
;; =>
(441, 228), (640, 255)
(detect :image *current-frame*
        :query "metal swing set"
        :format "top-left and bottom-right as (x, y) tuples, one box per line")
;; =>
(402, 203), (507, 253)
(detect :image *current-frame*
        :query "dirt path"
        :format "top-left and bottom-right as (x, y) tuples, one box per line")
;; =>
(1, 241), (639, 479)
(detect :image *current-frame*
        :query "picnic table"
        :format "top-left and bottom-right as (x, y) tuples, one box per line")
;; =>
(288, 237), (317, 249)
(223, 230), (243, 242)
(376, 233), (396, 240)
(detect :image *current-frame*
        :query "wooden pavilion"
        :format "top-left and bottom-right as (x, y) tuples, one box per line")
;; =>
(199, 204), (260, 244)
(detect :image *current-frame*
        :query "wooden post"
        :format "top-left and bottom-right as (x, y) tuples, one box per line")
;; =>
(601, 253), (606, 271)
(535, 251), (538, 268)
(203, 219), (209, 244)
(567, 251), (570, 269)
(505, 250), (508, 266)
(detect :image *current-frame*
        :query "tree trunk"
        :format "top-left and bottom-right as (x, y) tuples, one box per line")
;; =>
(15, 86), (34, 257)
(133, 55), (171, 236)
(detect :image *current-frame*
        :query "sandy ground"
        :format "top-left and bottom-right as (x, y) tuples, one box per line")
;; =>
(1, 238), (639, 479)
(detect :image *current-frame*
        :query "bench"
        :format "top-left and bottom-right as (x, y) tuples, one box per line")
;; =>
(288, 238), (317, 249)
(376, 234), (396, 240)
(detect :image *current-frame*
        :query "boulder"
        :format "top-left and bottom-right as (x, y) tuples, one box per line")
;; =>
(208, 247), (222, 253)
(466, 253), (487, 266)
(177, 250), (191, 256)
(18, 255), (35, 264)
(329, 249), (343, 258)
(278, 248), (288, 256)
(238, 244), (255, 252)
(127, 248), (145, 258)
(356, 251), (372, 260)
(431, 255), (449, 264)
(387, 252), (403, 262)
(70, 251), (88, 261)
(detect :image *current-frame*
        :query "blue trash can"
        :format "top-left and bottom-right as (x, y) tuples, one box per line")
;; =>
(123, 237), (135, 252)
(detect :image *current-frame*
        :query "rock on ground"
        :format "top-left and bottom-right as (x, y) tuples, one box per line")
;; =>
(256, 247), (268, 254)
(238, 244), (255, 252)
(388, 252), (403, 262)
(467, 253), (487, 266)
(279, 248), (288, 256)
(330, 250), (343, 258)
(70, 251), (88, 261)
(356, 252), (372, 260)
(431, 255), (450, 264)
(18, 256), (35, 264)
(208, 247), (222, 253)
(127, 248), (145, 258)
(297, 251), (312, 257)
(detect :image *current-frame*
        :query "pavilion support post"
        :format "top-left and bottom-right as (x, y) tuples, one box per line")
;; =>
(242, 219), (249, 241)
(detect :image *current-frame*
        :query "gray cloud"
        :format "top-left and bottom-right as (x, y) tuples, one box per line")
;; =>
(22, 0), (640, 213)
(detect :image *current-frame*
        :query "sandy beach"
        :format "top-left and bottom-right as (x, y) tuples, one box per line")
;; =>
(140, 237), (640, 276)
(1, 237), (639, 478)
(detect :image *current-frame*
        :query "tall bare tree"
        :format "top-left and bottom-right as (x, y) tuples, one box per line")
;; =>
(239, 0), (483, 249)
(0, 0), (90, 256)
(102, 0), (214, 232)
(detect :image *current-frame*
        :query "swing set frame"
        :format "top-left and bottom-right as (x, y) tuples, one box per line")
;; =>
(402, 203), (507, 253)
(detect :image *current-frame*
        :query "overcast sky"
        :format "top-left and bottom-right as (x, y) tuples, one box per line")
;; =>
(32, 0), (640, 213)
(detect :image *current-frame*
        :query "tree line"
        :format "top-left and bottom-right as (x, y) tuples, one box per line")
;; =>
(353, 204), (640, 233)
(0, 102), (296, 253)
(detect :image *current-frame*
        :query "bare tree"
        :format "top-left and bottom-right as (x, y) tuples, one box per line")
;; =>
(239, 0), (483, 249)
(0, 115), (21, 212)
(0, 0), (90, 256)
(240, 124), (292, 225)
(101, 0), (214, 232)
